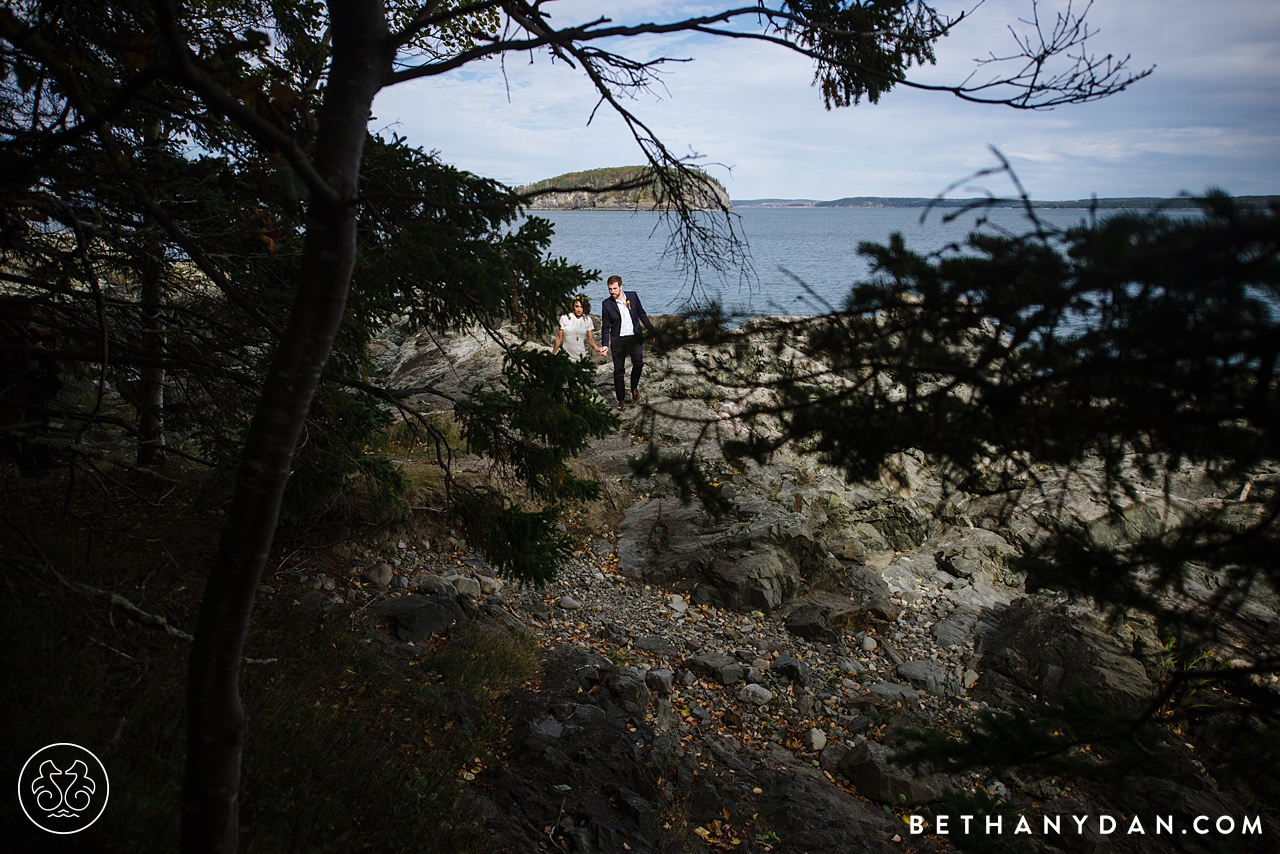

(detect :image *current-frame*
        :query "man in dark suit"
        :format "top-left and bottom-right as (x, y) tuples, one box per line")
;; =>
(599, 275), (655, 411)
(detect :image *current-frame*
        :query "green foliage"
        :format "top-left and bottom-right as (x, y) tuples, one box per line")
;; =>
(695, 193), (1279, 802)
(387, 0), (501, 61)
(451, 347), (619, 583)
(458, 347), (617, 502)
(349, 137), (592, 347)
(2, 2), (597, 539)
(279, 387), (408, 528)
(766, 195), (1280, 481)
(3, 2), (1165, 847)
(896, 689), (1180, 786)
(450, 490), (571, 586)
(781, 1), (948, 108)
(524, 166), (658, 194)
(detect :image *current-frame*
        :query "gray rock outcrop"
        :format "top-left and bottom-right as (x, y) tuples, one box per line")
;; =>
(838, 741), (942, 805)
(370, 594), (468, 641)
(974, 596), (1159, 715)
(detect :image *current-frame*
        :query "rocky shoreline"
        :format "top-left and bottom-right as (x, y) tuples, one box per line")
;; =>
(282, 318), (1280, 852)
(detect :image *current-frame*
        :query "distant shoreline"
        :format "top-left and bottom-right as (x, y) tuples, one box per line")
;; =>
(732, 196), (1280, 210)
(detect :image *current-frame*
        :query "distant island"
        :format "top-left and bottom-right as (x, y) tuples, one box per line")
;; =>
(522, 166), (731, 211)
(520, 174), (1279, 212)
(734, 195), (1280, 210)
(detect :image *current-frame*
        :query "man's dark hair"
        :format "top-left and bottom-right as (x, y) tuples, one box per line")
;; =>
(607, 275), (622, 286)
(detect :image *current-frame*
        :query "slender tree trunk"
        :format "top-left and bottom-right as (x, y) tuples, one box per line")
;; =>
(137, 259), (165, 467)
(179, 3), (391, 852)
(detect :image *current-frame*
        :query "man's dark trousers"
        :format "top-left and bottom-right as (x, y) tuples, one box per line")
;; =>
(611, 335), (644, 403)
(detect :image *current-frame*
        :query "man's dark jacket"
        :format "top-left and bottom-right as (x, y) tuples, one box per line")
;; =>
(600, 291), (654, 349)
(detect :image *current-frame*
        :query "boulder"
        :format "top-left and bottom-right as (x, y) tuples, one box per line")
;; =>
(839, 741), (941, 805)
(560, 703), (609, 738)
(896, 660), (958, 697)
(944, 583), (1017, 613)
(605, 666), (652, 714)
(453, 576), (482, 599)
(848, 499), (937, 552)
(837, 655), (866, 675)
(478, 604), (525, 634)
(683, 652), (742, 684)
(848, 522), (891, 554)
(362, 562), (394, 589)
(757, 765), (902, 853)
(839, 714), (872, 734)
(411, 574), (457, 595)
(370, 595), (467, 641)
(927, 527), (1018, 583)
(646, 668), (675, 696)
(702, 546), (799, 613)
(772, 654), (811, 685)
(881, 563), (923, 596)
(974, 596), (1157, 715)
(868, 682), (920, 703)
(879, 450), (934, 498)
(930, 610), (978, 647)
(602, 622), (631, 642)
(737, 683), (773, 705)
(633, 635), (680, 659)
(844, 563), (896, 603)
(819, 740), (851, 771)
(1117, 776), (1279, 843)
(782, 593), (870, 641)
(616, 497), (718, 582)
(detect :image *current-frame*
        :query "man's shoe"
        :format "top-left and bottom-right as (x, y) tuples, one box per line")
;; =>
(632, 389), (640, 402)
(618, 401), (626, 411)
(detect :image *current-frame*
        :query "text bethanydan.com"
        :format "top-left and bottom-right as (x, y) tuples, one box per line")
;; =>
(910, 814), (1263, 837)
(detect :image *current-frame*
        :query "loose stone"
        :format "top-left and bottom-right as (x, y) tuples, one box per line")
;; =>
(738, 684), (773, 705)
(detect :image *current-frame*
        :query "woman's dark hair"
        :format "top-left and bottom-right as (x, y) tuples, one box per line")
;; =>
(568, 294), (591, 316)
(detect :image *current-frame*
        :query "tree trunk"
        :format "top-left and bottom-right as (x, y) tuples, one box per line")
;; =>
(136, 259), (165, 467)
(179, 3), (391, 852)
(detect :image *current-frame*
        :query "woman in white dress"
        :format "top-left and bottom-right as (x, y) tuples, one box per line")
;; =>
(552, 295), (602, 360)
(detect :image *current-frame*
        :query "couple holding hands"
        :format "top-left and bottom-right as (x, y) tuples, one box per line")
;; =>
(552, 275), (654, 412)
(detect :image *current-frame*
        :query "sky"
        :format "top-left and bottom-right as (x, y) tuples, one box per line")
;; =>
(373, 1), (1280, 201)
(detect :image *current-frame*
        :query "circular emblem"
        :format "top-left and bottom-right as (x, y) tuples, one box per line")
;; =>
(17, 743), (110, 834)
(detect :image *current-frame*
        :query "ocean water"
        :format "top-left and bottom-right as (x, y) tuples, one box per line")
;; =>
(530, 206), (1201, 317)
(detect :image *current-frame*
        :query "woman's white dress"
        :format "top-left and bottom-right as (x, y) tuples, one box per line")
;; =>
(559, 313), (594, 360)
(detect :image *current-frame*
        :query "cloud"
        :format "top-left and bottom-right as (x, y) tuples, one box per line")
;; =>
(374, 0), (1280, 199)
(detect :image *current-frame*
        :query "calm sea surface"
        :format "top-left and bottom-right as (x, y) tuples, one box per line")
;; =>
(530, 207), (1200, 317)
